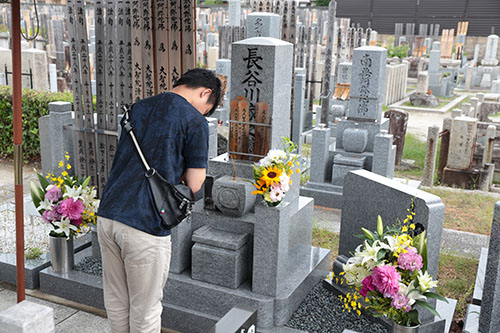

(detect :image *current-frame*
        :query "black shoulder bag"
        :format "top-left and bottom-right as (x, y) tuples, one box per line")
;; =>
(121, 105), (195, 229)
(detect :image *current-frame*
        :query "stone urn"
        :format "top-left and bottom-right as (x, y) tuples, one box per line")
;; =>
(212, 175), (256, 217)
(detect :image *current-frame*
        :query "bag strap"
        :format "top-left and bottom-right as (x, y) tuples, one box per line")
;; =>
(121, 105), (152, 172)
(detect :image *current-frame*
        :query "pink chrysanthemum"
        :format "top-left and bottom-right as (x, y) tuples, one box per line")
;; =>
(372, 265), (400, 297)
(391, 294), (410, 312)
(58, 198), (84, 220)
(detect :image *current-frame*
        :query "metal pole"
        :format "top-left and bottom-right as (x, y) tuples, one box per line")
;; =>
(12, 0), (25, 303)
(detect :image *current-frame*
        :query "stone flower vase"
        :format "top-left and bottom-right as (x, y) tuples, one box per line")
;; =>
(212, 175), (256, 217)
(49, 235), (74, 274)
(393, 323), (419, 333)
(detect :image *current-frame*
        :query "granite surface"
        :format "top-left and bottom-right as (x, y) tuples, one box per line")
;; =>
(192, 242), (250, 289)
(192, 225), (249, 250)
(478, 201), (500, 332)
(338, 170), (444, 279)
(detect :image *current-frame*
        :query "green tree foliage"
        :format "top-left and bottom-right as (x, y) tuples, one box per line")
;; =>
(0, 86), (73, 160)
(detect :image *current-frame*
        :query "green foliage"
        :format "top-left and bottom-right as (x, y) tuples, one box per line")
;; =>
(387, 44), (410, 59)
(25, 247), (43, 260)
(315, 0), (330, 7)
(0, 86), (73, 161)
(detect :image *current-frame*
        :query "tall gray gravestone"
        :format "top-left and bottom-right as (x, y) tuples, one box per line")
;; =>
(230, 37), (293, 151)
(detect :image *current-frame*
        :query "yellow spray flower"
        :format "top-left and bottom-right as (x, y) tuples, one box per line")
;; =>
(61, 171), (68, 177)
(67, 164), (72, 170)
(58, 160), (64, 168)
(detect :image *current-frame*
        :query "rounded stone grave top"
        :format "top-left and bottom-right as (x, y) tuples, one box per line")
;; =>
(234, 37), (293, 46)
(247, 12), (280, 18)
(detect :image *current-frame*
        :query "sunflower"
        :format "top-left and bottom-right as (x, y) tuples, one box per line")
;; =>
(260, 165), (282, 187)
(252, 179), (268, 195)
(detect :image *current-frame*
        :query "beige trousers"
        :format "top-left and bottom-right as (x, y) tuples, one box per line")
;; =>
(97, 217), (171, 333)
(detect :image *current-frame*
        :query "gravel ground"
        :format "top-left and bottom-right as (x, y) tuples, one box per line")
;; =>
(0, 208), (51, 253)
(286, 283), (389, 333)
(74, 256), (102, 276)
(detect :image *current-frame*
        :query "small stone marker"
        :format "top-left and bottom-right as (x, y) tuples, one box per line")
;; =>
(416, 71), (429, 94)
(422, 125), (439, 186)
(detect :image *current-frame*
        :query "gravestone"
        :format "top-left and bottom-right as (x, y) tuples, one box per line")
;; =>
(229, 37), (293, 160)
(482, 34), (499, 66)
(228, 0), (241, 27)
(301, 47), (395, 209)
(447, 116), (477, 170)
(38, 102), (76, 176)
(384, 109), (408, 166)
(335, 169), (444, 280)
(337, 62), (352, 84)
(246, 13), (280, 39)
(416, 71), (429, 94)
(347, 46), (386, 123)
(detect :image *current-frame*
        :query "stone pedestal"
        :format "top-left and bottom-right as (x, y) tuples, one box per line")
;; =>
(0, 301), (54, 333)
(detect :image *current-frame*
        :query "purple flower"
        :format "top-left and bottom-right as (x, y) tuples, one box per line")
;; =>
(45, 185), (62, 202)
(42, 208), (61, 223)
(391, 294), (410, 312)
(58, 198), (84, 220)
(372, 265), (400, 297)
(397, 247), (423, 272)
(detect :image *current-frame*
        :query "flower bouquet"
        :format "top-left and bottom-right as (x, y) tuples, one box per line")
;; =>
(30, 155), (99, 240)
(333, 203), (447, 327)
(251, 138), (300, 207)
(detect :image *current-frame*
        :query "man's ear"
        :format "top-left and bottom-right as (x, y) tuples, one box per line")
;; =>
(201, 88), (212, 100)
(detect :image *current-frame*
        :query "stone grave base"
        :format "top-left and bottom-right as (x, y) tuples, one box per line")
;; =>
(323, 279), (456, 333)
(161, 247), (330, 333)
(300, 182), (344, 209)
(0, 233), (91, 289)
(39, 245), (104, 310)
(442, 167), (484, 189)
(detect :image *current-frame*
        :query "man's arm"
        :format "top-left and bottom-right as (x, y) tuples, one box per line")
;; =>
(185, 168), (206, 194)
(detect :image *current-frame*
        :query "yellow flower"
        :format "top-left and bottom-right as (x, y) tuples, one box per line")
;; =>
(296, 162), (300, 166)
(67, 164), (72, 170)
(252, 179), (268, 195)
(296, 169), (300, 173)
(58, 161), (64, 168)
(356, 310), (361, 316)
(402, 226), (408, 232)
(260, 165), (282, 187)
(410, 223), (416, 230)
(51, 177), (57, 182)
(65, 153), (70, 161)
(61, 171), (68, 177)
(288, 161), (293, 166)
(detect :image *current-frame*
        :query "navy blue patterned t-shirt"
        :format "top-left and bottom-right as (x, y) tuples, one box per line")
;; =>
(97, 92), (209, 236)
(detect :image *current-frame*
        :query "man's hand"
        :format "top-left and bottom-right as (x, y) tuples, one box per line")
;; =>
(185, 168), (206, 194)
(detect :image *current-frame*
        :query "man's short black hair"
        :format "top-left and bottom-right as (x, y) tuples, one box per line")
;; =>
(173, 68), (222, 117)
